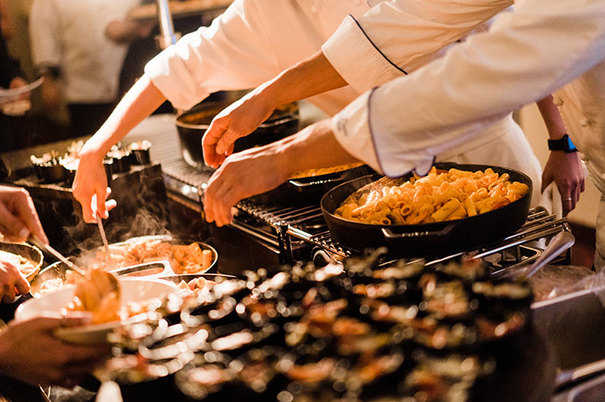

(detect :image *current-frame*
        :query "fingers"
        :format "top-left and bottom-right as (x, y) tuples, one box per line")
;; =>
(2, 284), (16, 303)
(75, 188), (95, 223)
(203, 119), (228, 169)
(215, 128), (241, 157)
(11, 188), (47, 243)
(14, 272), (30, 295)
(0, 261), (29, 302)
(0, 200), (29, 241)
(540, 173), (553, 194)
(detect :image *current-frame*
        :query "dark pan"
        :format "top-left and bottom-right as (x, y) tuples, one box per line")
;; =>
(246, 164), (374, 205)
(321, 163), (532, 257)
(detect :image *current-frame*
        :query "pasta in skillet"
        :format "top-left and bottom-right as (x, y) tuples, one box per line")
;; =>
(334, 167), (529, 225)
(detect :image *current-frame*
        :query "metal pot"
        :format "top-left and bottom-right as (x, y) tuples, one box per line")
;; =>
(176, 101), (300, 169)
(321, 163), (533, 257)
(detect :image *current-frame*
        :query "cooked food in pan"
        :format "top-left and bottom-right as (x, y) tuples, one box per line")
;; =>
(0, 250), (38, 280)
(89, 238), (214, 274)
(335, 167), (529, 225)
(290, 162), (364, 179)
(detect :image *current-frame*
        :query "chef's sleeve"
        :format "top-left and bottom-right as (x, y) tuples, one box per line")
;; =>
(144, 0), (280, 110)
(321, 0), (513, 93)
(29, 0), (62, 72)
(332, 0), (605, 178)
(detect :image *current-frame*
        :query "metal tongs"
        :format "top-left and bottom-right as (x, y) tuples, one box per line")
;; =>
(96, 213), (112, 266)
(29, 236), (86, 277)
(491, 231), (575, 280)
(29, 236), (120, 294)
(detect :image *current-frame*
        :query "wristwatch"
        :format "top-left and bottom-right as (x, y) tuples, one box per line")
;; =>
(548, 134), (577, 153)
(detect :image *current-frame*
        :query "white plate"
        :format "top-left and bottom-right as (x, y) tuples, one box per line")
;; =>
(15, 278), (178, 344)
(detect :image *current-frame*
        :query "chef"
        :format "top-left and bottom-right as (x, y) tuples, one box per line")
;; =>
(30, 0), (141, 137)
(74, 0), (546, 223)
(204, 0), (605, 270)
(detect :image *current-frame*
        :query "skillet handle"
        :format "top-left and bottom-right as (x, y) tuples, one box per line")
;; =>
(288, 176), (343, 188)
(381, 224), (456, 240)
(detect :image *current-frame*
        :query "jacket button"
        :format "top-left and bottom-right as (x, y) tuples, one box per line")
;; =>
(580, 118), (592, 127)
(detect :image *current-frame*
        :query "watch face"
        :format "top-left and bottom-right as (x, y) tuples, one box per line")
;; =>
(565, 136), (577, 152)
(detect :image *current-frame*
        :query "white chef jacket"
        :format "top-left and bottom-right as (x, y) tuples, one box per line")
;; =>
(30, 0), (140, 104)
(145, 0), (542, 203)
(332, 0), (605, 180)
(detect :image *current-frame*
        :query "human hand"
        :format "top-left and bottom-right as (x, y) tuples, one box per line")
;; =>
(0, 185), (47, 243)
(202, 89), (276, 168)
(40, 77), (62, 112)
(541, 151), (585, 216)
(0, 316), (110, 386)
(0, 260), (30, 303)
(203, 145), (291, 226)
(9, 77), (31, 101)
(72, 146), (117, 223)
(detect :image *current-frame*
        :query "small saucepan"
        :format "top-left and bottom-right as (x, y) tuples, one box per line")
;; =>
(176, 101), (300, 168)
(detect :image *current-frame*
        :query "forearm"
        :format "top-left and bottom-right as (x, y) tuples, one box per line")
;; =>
(82, 75), (165, 159)
(276, 119), (359, 177)
(536, 96), (567, 140)
(260, 51), (347, 108)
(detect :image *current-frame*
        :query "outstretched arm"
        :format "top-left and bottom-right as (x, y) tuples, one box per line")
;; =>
(202, 51), (347, 168)
(73, 75), (166, 222)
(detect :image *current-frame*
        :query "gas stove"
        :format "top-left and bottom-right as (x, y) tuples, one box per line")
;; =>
(162, 159), (572, 272)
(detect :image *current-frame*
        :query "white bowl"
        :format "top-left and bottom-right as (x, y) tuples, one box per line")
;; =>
(15, 278), (178, 344)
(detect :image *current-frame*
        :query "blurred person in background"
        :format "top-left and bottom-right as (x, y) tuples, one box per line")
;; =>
(0, 0), (31, 152)
(29, 0), (142, 138)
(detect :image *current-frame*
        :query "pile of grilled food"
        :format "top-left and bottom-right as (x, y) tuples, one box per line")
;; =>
(106, 250), (533, 401)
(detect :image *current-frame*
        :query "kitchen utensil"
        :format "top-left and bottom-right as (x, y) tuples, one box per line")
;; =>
(491, 230), (575, 280)
(320, 163), (532, 256)
(29, 237), (120, 296)
(96, 214), (111, 265)
(29, 237), (86, 277)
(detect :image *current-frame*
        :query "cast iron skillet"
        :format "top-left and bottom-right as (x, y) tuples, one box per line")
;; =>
(321, 163), (532, 257)
(176, 101), (300, 168)
(245, 164), (374, 205)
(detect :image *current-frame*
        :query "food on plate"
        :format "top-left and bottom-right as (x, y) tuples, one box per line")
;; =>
(290, 162), (364, 179)
(335, 167), (529, 225)
(66, 269), (163, 325)
(89, 238), (215, 274)
(67, 268), (121, 324)
(0, 250), (38, 280)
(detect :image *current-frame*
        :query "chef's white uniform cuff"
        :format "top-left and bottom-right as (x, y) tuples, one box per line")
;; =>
(322, 15), (406, 94)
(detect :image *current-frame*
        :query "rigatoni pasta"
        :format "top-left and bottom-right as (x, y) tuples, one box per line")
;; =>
(334, 167), (529, 225)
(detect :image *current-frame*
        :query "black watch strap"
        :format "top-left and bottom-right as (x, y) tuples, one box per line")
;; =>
(548, 134), (577, 153)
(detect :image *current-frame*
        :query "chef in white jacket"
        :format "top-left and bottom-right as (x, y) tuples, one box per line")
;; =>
(74, 0), (546, 222)
(204, 0), (605, 269)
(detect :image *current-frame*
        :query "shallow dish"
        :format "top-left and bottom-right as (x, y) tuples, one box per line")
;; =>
(0, 241), (43, 282)
(15, 278), (178, 344)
